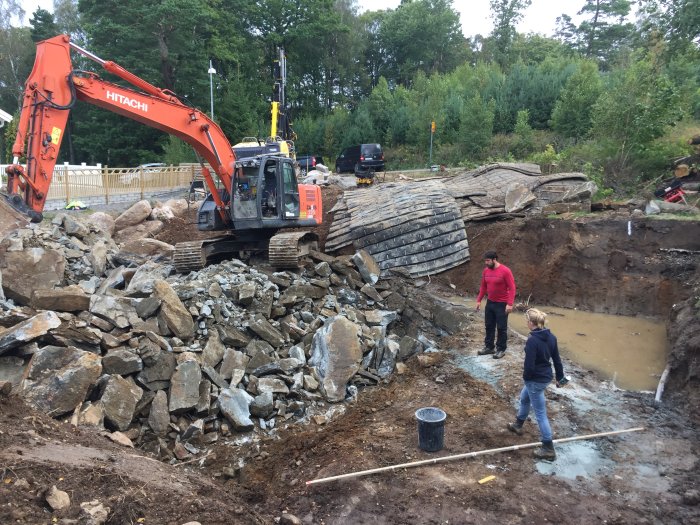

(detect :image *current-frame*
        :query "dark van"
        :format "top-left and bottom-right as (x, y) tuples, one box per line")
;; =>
(335, 144), (385, 175)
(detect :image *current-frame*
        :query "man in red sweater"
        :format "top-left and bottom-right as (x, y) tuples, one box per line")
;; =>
(475, 250), (516, 359)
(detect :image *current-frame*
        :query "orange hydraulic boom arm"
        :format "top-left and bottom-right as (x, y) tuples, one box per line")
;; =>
(5, 34), (235, 222)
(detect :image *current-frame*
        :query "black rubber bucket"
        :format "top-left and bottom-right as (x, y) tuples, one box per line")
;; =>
(415, 407), (446, 452)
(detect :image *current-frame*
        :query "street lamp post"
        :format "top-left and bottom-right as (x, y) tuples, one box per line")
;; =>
(208, 60), (216, 120)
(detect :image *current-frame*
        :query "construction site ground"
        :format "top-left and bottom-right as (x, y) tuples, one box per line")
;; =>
(1, 184), (698, 524)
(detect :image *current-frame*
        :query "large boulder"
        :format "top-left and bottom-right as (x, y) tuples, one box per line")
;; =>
(113, 220), (164, 244)
(119, 239), (175, 260)
(152, 280), (194, 339)
(0, 248), (66, 305)
(89, 212), (116, 236)
(218, 387), (254, 431)
(114, 200), (152, 231)
(169, 358), (202, 412)
(0, 311), (62, 356)
(100, 375), (143, 431)
(21, 346), (102, 416)
(31, 285), (90, 312)
(309, 316), (362, 402)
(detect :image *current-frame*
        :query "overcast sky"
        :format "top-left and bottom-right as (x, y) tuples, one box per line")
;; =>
(357, 0), (584, 38)
(19, 0), (581, 38)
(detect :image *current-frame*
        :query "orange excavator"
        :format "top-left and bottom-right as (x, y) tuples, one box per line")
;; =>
(2, 35), (322, 271)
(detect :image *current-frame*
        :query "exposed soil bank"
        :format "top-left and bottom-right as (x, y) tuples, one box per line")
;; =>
(445, 216), (700, 317)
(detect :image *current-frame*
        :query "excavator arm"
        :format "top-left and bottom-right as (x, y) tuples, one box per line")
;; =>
(4, 34), (235, 223)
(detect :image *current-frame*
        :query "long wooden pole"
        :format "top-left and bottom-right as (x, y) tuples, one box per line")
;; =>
(306, 427), (644, 486)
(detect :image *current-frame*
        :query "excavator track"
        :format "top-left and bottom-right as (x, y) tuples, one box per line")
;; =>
(173, 240), (209, 272)
(268, 231), (319, 268)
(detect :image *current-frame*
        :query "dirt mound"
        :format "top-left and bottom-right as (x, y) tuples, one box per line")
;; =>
(0, 393), (265, 524)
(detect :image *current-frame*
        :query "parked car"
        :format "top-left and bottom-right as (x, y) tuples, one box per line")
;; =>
(335, 144), (384, 175)
(296, 154), (325, 176)
(118, 163), (166, 184)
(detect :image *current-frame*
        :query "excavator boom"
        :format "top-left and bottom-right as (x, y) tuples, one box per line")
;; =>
(3, 34), (234, 224)
(2, 35), (323, 270)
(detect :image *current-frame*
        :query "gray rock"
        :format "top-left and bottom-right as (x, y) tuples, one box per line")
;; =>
(135, 296), (162, 319)
(280, 513), (302, 525)
(364, 309), (399, 327)
(278, 357), (303, 374)
(62, 214), (90, 238)
(0, 311), (62, 356)
(314, 261), (332, 277)
(22, 345), (102, 416)
(237, 282), (256, 306)
(148, 390), (171, 436)
(102, 349), (143, 375)
(169, 358), (202, 412)
(79, 499), (111, 525)
(288, 345), (306, 365)
(46, 485), (71, 511)
(126, 261), (172, 297)
(90, 212), (116, 236)
(153, 280), (194, 340)
(248, 314), (285, 347)
(119, 238), (175, 259)
(201, 364), (229, 389)
(31, 285), (90, 312)
(398, 335), (423, 361)
(360, 283), (383, 302)
(1, 248), (66, 305)
(309, 316), (362, 402)
(137, 349), (177, 390)
(114, 200), (152, 231)
(196, 379), (212, 413)
(0, 356), (26, 387)
(89, 295), (140, 329)
(257, 377), (290, 395)
(220, 348), (250, 380)
(100, 375), (142, 431)
(250, 391), (274, 418)
(432, 301), (470, 334)
(352, 249), (380, 285)
(218, 387), (254, 431)
(202, 332), (225, 368)
(217, 325), (250, 347)
(88, 240), (109, 276)
(113, 220), (164, 244)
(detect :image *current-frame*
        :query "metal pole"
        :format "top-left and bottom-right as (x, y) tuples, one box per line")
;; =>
(429, 127), (433, 167)
(208, 60), (216, 120)
(306, 427), (645, 486)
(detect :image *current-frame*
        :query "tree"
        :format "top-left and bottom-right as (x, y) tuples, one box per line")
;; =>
(487, 0), (532, 69)
(638, 0), (700, 51)
(590, 54), (684, 179)
(29, 8), (58, 42)
(379, 0), (467, 86)
(556, 0), (635, 67)
(551, 60), (603, 140)
(458, 92), (495, 160)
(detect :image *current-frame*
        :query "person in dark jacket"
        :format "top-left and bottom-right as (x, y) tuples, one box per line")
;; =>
(507, 308), (567, 460)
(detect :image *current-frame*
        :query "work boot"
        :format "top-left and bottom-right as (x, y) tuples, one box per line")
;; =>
(507, 419), (525, 436)
(533, 441), (556, 461)
(493, 349), (506, 359)
(478, 347), (495, 355)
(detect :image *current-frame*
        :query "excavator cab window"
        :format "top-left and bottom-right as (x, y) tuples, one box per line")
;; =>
(232, 165), (259, 219)
(262, 160), (278, 218)
(282, 161), (300, 218)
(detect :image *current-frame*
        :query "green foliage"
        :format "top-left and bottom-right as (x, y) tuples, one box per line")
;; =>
(590, 53), (684, 181)
(163, 136), (196, 165)
(487, 0), (532, 69)
(581, 161), (614, 200)
(512, 109), (534, 157)
(529, 144), (563, 174)
(3, 113), (20, 163)
(551, 60), (602, 139)
(378, 0), (467, 85)
(28, 8), (57, 42)
(458, 93), (495, 161)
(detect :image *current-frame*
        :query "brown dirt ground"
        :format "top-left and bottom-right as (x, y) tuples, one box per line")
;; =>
(2, 184), (698, 524)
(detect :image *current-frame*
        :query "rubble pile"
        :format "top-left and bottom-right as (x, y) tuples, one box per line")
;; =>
(0, 199), (454, 463)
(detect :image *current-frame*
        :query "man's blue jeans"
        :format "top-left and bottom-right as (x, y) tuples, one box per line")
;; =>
(517, 381), (552, 442)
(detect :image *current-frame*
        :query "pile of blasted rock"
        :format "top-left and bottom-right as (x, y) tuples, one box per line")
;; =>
(0, 200), (441, 462)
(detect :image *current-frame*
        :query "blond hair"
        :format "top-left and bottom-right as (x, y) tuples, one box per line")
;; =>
(525, 308), (547, 328)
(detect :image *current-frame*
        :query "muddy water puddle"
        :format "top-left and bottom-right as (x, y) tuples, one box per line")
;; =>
(441, 295), (668, 391)
(508, 305), (668, 391)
